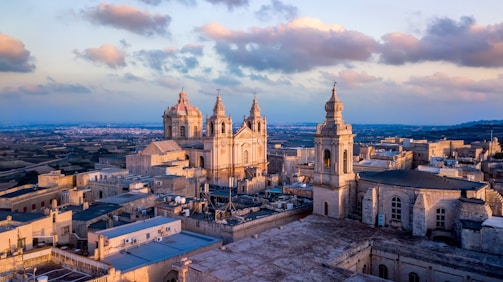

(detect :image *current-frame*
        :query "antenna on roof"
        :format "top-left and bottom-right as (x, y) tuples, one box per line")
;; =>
(216, 88), (221, 95)
(333, 81), (337, 88)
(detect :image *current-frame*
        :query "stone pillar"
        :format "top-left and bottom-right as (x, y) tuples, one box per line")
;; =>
(173, 257), (192, 282)
(413, 193), (427, 236)
(362, 187), (377, 226)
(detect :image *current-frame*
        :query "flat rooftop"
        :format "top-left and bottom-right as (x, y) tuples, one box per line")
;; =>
(358, 170), (486, 190)
(0, 210), (46, 222)
(0, 187), (46, 198)
(97, 192), (151, 205)
(188, 215), (503, 281)
(103, 230), (220, 272)
(70, 203), (121, 221)
(96, 216), (177, 239)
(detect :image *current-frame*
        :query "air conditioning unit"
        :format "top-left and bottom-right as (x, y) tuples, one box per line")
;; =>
(155, 236), (163, 242)
(124, 238), (132, 244)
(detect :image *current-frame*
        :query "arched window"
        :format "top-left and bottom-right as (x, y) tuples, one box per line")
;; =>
(210, 122), (214, 135)
(180, 126), (186, 137)
(343, 150), (348, 173)
(258, 122), (261, 132)
(409, 272), (419, 282)
(199, 156), (204, 168)
(391, 197), (401, 220)
(324, 202), (328, 216)
(323, 150), (331, 168)
(185, 155), (189, 160)
(243, 150), (249, 164)
(362, 264), (367, 274)
(247, 121), (252, 129)
(379, 264), (388, 279)
(168, 126), (172, 137)
(221, 122), (225, 133)
(194, 126), (198, 137)
(99, 191), (103, 199)
(436, 208), (446, 229)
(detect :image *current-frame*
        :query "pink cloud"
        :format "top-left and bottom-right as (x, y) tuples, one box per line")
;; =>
(197, 17), (378, 73)
(74, 44), (126, 68)
(0, 33), (35, 72)
(84, 3), (171, 36)
(380, 17), (503, 67)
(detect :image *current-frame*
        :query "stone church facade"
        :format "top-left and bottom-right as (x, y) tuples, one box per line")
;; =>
(313, 85), (503, 256)
(162, 90), (268, 194)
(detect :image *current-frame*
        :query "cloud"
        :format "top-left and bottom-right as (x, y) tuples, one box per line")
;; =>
(197, 17), (378, 73)
(206, 0), (248, 10)
(0, 81), (91, 97)
(157, 76), (180, 89)
(83, 3), (171, 36)
(405, 72), (503, 101)
(181, 44), (204, 56)
(380, 16), (503, 67)
(74, 44), (126, 68)
(138, 0), (163, 5)
(255, 0), (297, 21)
(0, 33), (35, 72)
(320, 70), (382, 89)
(135, 46), (202, 73)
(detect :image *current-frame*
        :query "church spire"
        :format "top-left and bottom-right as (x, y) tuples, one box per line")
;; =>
(324, 82), (344, 124)
(249, 96), (261, 118)
(212, 94), (226, 117)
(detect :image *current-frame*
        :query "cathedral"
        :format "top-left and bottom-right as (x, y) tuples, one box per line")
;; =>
(162, 90), (268, 193)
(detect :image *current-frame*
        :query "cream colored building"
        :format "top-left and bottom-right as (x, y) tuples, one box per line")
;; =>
(0, 208), (72, 253)
(311, 85), (503, 257)
(162, 90), (268, 194)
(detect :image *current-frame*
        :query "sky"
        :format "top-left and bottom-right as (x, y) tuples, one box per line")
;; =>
(1, 1), (502, 126)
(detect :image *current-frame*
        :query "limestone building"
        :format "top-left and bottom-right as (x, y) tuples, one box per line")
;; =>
(312, 85), (503, 259)
(161, 90), (268, 194)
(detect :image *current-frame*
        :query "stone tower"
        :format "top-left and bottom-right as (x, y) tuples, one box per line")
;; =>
(203, 94), (233, 184)
(313, 85), (356, 218)
(163, 90), (203, 146)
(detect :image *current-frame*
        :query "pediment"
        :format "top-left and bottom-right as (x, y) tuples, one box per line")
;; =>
(234, 126), (254, 139)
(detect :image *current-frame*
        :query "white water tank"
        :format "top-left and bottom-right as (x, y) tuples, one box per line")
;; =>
(37, 276), (49, 282)
(184, 209), (190, 217)
(286, 203), (294, 210)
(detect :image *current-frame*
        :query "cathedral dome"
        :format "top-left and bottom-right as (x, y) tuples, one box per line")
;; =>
(164, 90), (202, 118)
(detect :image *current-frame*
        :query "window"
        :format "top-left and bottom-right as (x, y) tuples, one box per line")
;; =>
(23, 207), (27, 213)
(168, 126), (172, 137)
(323, 150), (331, 168)
(199, 156), (205, 168)
(146, 233), (150, 239)
(391, 197), (401, 220)
(379, 264), (388, 279)
(52, 213), (56, 223)
(194, 126), (198, 136)
(62, 225), (70, 235)
(17, 238), (26, 250)
(324, 202), (328, 216)
(362, 264), (367, 274)
(209, 122), (214, 135)
(180, 126), (186, 137)
(258, 122), (261, 132)
(99, 191), (103, 199)
(41, 201), (45, 207)
(221, 122), (225, 133)
(32, 204), (36, 210)
(436, 208), (446, 229)
(243, 150), (249, 164)
(343, 150), (348, 173)
(409, 272), (419, 282)
(247, 121), (252, 129)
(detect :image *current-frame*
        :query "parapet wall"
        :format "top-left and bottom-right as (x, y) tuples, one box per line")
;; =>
(179, 206), (312, 244)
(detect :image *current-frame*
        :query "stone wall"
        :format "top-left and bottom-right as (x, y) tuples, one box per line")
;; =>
(178, 206), (311, 244)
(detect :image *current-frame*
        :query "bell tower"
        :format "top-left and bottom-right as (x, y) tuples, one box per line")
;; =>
(313, 84), (355, 218)
(204, 93), (233, 185)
